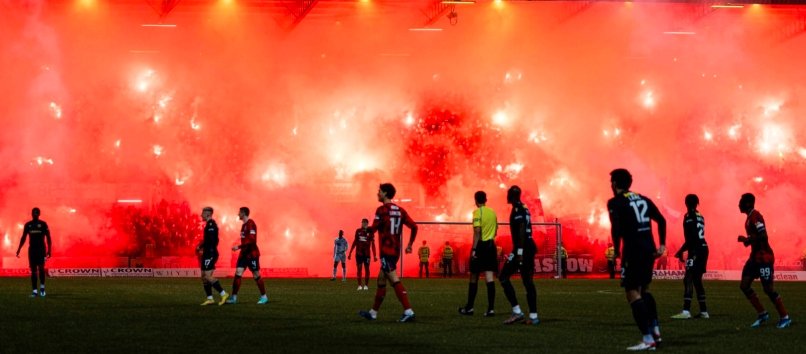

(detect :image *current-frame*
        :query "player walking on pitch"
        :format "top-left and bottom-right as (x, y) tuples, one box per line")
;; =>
(197, 207), (229, 306)
(359, 183), (418, 322)
(671, 195), (708, 319)
(607, 169), (666, 351)
(16, 207), (52, 298)
(225, 207), (268, 305)
(737, 193), (791, 329)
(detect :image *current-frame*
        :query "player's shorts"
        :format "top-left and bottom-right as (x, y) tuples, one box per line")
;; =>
(356, 255), (370, 266)
(621, 255), (654, 289)
(499, 241), (537, 279)
(200, 253), (219, 271)
(334, 253), (346, 263)
(685, 248), (708, 276)
(28, 251), (46, 268)
(236, 255), (260, 272)
(380, 254), (399, 273)
(742, 259), (775, 285)
(470, 240), (498, 273)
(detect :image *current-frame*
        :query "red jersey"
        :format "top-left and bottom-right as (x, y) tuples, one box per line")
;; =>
(240, 219), (260, 258)
(744, 210), (773, 263)
(369, 203), (418, 257)
(351, 228), (375, 257)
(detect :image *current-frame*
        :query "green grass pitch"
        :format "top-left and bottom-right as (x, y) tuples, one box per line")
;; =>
(1, 277), (802, 353)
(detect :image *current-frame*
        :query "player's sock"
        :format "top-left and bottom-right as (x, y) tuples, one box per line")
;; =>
(524, 277), (537, 315)
(683, 297), (692, 312)
(369, 309), (378, 318)
(770, 294), (788, 318)
(630, 299), (651, 337)
(372, 285), (387, 311)
(342, 267), (346, 280)
(486, 281), (496, 312)
(529, 313), (538, 320)
(697, 294), (707, 313)
(255, 276), (266, 295)
(39, 266), (46, 285)
(742, 288), (766, 314)
(392, 281), (412, 310)
(332, 268), (337, 279)
(212, 280), (224, 293)
(404, 308), (414, 316)
(465, 282), (478, 309)
(643, 292), (659, 323)
(642, 334), (655, 344)
(232, 275), (242, 295)
(500, 279), (518, 308)
(364, 268), (370, 286)
(512, 305), (522, 315)
(30, 270), (38, 291)
(204, 282), (213, 297)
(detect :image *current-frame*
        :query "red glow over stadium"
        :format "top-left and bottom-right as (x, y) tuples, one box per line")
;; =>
(1, 0), (805, 277)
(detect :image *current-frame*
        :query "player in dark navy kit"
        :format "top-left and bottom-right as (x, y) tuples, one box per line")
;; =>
(16, 207), (52, 298)
(348, 218), (377, 291)
(737, 193), (791, 329)
(197, 207), (229, 306)
(225, 207), (268, 305)
(671, 194), (709, 319)
(499, 186), (539, 325)
(359, 183), (418, 322)
(607, 169), (666, 351)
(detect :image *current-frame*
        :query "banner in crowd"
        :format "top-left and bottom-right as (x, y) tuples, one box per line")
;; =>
(534, 256), (595, 273)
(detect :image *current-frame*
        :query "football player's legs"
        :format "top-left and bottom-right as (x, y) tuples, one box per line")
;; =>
(740, 261), (765, 314)
(498, 259), (519, 308)
(759, 264), (787, 318)
(520, 262), (537, 315)
(28, 255), (41, 290)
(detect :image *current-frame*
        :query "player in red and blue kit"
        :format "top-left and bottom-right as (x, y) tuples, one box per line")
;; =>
(348, 218), (377, 291)
(225, 207), (268, 305)
(737, 193), (791, 329)
(359, 183), (418, 322)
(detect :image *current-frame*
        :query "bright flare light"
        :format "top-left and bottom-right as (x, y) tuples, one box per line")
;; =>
(153, 145), (163, 157)
(756, 123), (791, 157)
(49, 102), (62, 119)
(434, 213), (448, 222)
(261, 165), (287, 186)
(727, 124), (741, 140)
(190, 118), (201, 130)
(114, 139), (121, 148)
(3, 232), (10, 247)
(642, 91), (655, 108)
(33, 156), (54, 166)
(753, 176), (764, 183)
(405, 112), (415, 126)
(492, 111), (508, 126)
(799, 147), (806, 160)
(703, 130), (713, 141)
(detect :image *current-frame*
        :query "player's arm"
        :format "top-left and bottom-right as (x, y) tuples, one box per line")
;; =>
(607, 201), (622, 258)
(403, 210), (418, 254)
(471, 210), (481, 258)
(367, 209), (381, 234)
(348, 231), (358, 258)
(738, 214), (765, 246)
(44, 223), (52, 258)
(677, 217), (695, 260)
(370, 232), (377, 261)
(15, 226), (28, 257)
(647, 199), (667, 256)
(472, 227), (481, 258)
